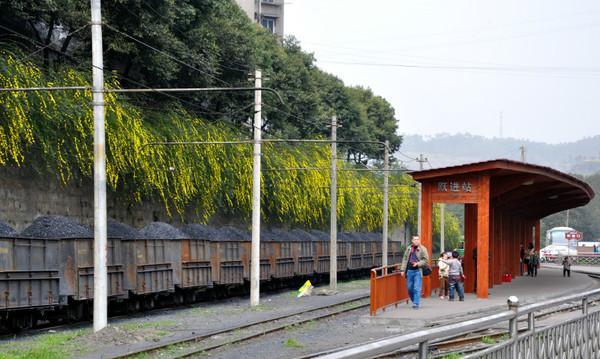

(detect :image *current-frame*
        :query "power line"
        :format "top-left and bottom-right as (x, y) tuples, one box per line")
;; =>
(137, 0), (251, 74)
(9, 24), (89, 64)
(318, 60), (600, 75)
(0, 23), (256, 135)
(104, 23), (230, 87)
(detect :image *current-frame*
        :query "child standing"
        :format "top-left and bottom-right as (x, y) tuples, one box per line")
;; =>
(441, 251), (464, 301)
(437, 252), (450, 299)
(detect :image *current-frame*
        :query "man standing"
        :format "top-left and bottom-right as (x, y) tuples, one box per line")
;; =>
(562, 256), (572, 277)
(400, 236), (430, 309)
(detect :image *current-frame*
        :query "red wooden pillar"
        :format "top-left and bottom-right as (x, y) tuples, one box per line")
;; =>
(476, 175), (490, 299)
(421, 182), (433, 297)
(534, 220), (541, 252)
(464, 204), (477, 293)
(493, 207), (502, 285)
(488, 206), (494, 289)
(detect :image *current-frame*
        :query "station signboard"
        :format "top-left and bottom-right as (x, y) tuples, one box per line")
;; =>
(565, 230), (583, 241)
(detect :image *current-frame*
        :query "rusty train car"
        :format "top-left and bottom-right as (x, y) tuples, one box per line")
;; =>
(0, 221), (402, 330)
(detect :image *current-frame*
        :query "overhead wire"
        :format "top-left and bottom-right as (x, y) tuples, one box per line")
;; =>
(137, 0), (252, 74)
(0, 23), (256, 135)
(318, 60), (600, 76)
(104, 23), (231, 87)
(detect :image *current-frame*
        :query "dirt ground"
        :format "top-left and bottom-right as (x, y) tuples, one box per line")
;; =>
(0, 278), (397, 359)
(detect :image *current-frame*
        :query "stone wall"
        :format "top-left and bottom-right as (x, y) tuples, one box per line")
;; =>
(0, 167), (195, 232)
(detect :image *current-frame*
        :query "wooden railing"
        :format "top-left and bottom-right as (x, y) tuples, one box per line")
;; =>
(370, 264), (440, 316)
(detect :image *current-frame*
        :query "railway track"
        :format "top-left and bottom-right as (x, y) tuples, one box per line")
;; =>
(300, 280), (600, 359)
(109, 294), (370, 359)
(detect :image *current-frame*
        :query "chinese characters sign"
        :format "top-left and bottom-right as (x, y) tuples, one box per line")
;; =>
(437, 181), (473, 193)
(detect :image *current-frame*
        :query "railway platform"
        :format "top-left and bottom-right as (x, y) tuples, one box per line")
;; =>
(364, 267), (598, 327)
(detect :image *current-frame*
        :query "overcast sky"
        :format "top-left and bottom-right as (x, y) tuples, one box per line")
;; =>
(285, 0), (600, 144)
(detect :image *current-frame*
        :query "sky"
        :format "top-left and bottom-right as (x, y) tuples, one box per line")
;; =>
(285, 0), (600, 144)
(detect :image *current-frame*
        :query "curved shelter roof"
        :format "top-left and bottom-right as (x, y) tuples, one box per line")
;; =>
(410, 159), (594, 219)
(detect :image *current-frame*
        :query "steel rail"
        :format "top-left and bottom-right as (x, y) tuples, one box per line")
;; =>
(317, 287), (600, 359)
(108, 294), (370, 359)
(172, 301), (369, 359)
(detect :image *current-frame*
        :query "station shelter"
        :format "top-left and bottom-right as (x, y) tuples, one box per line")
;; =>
(410, 159), (595, 299)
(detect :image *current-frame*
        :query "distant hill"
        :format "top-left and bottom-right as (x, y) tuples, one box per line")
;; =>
(398, 133), (600, 175)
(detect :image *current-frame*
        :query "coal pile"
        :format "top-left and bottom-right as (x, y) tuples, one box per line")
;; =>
(0, 220), (16, 237)
(107, 219), (139, 239)
(139, 222), (189, 240)
(364, 232), (381, 241)
(340, 232), (362, 241)
(214, 226), (250, 241)
(309, 230), (329, 241)
(260, 230), (277, 241)
(181, 224), (218, 240)
(269, 228), (297, 241)
(21, 215), (93, 238)
(290, 229), (316, 242)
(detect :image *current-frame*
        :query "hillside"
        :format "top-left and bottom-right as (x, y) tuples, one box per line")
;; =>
(400, 133), (600, 175)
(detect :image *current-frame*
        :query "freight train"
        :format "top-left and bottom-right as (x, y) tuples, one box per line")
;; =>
(0, 216), (402, 330)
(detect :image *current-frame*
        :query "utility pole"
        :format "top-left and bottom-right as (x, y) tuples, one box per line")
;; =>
(382, 141), (389, 267)
(330, 115), (338, 291)
(416, 154), (427, 236)
(566, 209), (570, 227)
(250, 70), (262, 306)
(520, 145), (526, 162)
(91, 0), (107, 332)
(440, 203), (445, 254)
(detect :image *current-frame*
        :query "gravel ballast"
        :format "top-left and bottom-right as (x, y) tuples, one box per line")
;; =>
(21, 215), (93, 238)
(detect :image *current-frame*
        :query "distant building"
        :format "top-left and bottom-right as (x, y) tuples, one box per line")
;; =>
(235, 0), (284, 37)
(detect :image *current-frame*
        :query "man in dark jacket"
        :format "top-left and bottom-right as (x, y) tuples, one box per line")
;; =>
(400, 236), (429, 309)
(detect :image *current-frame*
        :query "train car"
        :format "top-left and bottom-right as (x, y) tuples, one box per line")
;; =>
(0, 216), (396, 331)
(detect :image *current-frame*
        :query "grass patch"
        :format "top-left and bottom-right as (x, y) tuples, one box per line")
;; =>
(339, 279), (370, 289)
(249, 304), (271, 312)
(481, 336), (496, 345)
(119, 319), (176, 331)
(441, 353), (462, 359)
(190, 306), (217, 316)
(284, 338), (304, 348)
(0, 330), (88, 359)
(285, 320), (316, 332)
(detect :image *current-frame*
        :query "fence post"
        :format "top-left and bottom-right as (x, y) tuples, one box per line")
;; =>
(508, 296), (520, 359)
(527, 312), (536, 359)
(418, 340), (428, 359)
(370, 270), (376, 316)
(583, 296), (590, 359)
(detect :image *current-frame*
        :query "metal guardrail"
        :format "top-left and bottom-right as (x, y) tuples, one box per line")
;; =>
(318, 287), (600, 359)
(542, 254), (600, 266)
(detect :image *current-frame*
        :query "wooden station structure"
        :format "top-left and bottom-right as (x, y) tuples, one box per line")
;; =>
(411, 159), (595, 299)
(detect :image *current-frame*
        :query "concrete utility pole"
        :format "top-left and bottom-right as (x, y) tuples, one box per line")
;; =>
(91, 0), (108, 332)
(330, 115), (338, 291)
(440, 203), (445, 254)
(250, 70), (262, 306)
(416, 154), (427, 236)
(382, 141), (389, 267)
(566, 209), (570, 227)
(520, 145), (526, 162)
